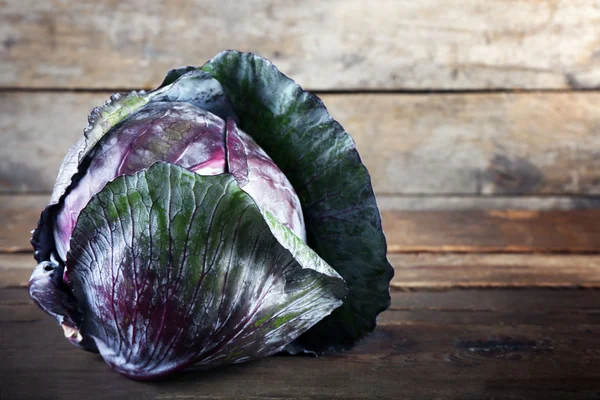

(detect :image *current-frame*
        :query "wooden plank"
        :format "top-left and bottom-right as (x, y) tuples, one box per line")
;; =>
(382, 209), (600, 253)
(3, 92), (600, 195)
(333, 93), (600, 196)
(0, 253), (34, 288)
(0, 93), (103, 193)
(5, 252), (600, 290)
(376, 195), (600, 211)
(390, 253), (600, 289)
(3, 195), (600, 254)
(2, 1), (600, 90)
(2, 288), (599, 399)
(0, 195), (44, 252)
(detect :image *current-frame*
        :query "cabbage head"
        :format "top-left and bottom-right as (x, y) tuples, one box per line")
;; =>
(28, 51), (393, 380)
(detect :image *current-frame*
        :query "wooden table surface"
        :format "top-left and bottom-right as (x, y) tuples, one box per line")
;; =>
(2, 1), (600, 399)
(2, 205), (600, 399)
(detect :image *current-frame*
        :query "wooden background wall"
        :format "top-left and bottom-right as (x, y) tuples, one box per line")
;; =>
(1, 0), (600, 285)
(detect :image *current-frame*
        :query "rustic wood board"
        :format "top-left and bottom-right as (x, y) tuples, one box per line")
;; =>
(3, 92), (600, 195)
(331, 93), (600, 195)
(2, 0), (600, 90)
(0, 195), (45, 253)
(0, 254), (34, 288)
(2, 288), (599, 399)
(383, 209), (600, 253)
(389, 253), (600, 289)
(3, 195), (600, 253)
(376, 195), (600, 211)
(5, 253), (600, 290)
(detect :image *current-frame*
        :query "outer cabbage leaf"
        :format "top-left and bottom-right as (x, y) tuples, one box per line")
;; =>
(66, 162), (346, 379)
(201, 51), (393, 353)
(152, 69), (239, 123)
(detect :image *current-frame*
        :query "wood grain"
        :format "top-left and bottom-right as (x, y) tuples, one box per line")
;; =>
(5, 252), (600, 290)
(383, 209), (600, 253)
(333, 92), (600, 195)
(2, 0), (600, 90)
(390, 253), (600, 289)
(0, 195), (43, 253)
(376, 195), (600, 211)
(0, 254), (34, 288)
(3, 91), (600, 195)
(3, 195), (600, 254)
(2, 288), (599, 399)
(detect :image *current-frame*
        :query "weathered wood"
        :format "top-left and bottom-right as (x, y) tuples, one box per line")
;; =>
(335, 93), (600, 195)
(0, 195), (44, 252)
(2, 0), (600, 90)
(0, 253), (34, 288)
(3, 92), (600, 195)
(390, 253), (600, 289)
(384, 288), (600, 326)
(0, 93), (103, 193)
(2, 288), (599, 399)
(376, 195), (600, 211)
(3, 195), (600, 254)
(5, 252), (600, 290)
(383, 209), (600, 253)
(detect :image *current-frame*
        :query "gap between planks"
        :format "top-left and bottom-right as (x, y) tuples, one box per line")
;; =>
(4, 87), (600, 95)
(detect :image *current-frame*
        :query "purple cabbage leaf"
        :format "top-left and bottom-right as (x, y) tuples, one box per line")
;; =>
(66, 163), (345, 379)
(29, 51), (393, 379)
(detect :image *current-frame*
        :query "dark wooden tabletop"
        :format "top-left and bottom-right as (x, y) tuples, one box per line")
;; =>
(2, 203), (600, 399)
(2, 1), (600, 399)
